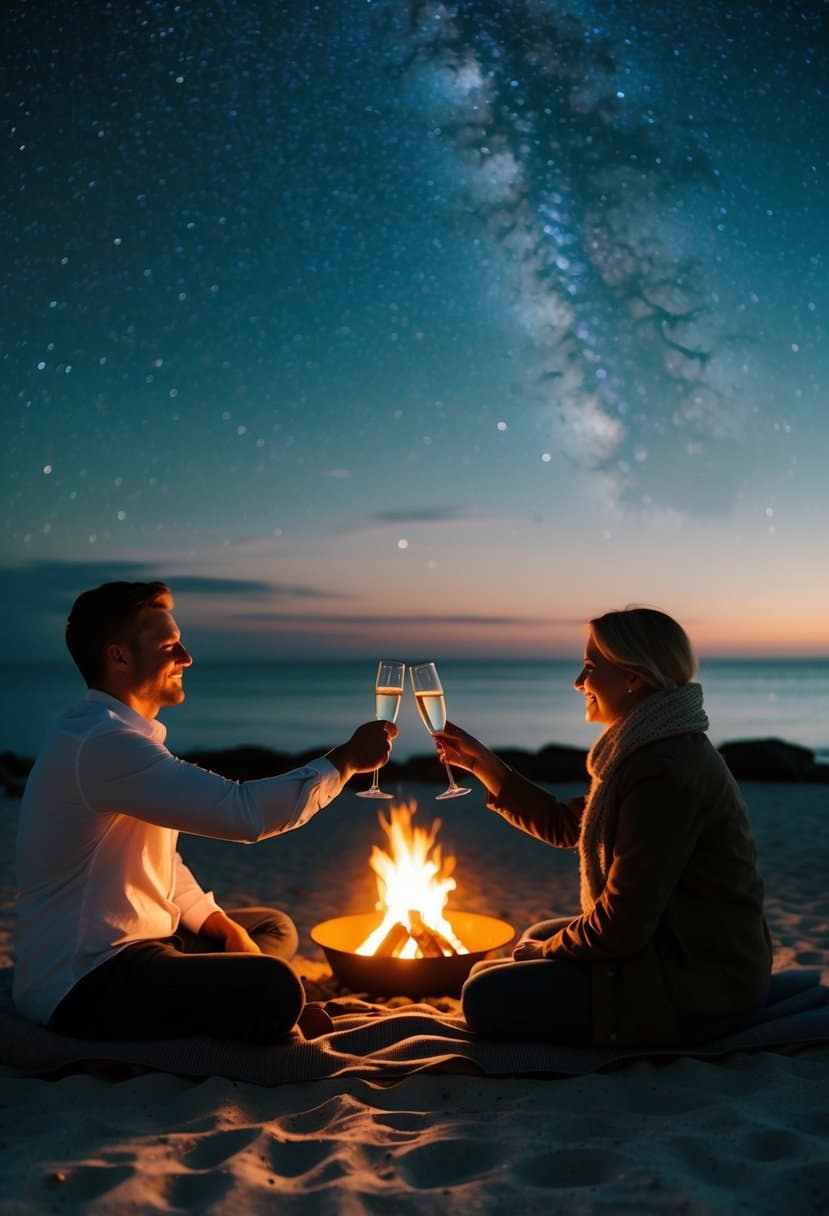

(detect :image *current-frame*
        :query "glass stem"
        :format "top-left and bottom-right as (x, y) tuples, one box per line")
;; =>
(443, 761), (458, 789)
(369, 767), (380, 790)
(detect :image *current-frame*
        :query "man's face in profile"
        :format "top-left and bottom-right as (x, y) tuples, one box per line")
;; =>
(123, 607), (193, 716)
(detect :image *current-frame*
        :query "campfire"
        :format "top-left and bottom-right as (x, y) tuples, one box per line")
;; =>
(311, 801), (514, 997)
(356, 802), (469, 960)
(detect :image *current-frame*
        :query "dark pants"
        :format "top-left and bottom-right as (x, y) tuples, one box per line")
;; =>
(462, 917), (593, 1043)
(463, 916), (770, 1046)
(49, 907), (305, 1043)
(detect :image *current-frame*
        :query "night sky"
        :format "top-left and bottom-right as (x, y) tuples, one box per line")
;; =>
(2, 0), (827, 660)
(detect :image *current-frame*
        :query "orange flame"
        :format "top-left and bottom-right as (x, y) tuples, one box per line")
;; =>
(356, 801), (468, 957)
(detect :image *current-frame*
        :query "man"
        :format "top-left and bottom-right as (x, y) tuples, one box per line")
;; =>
(13, 581), (396, 1042)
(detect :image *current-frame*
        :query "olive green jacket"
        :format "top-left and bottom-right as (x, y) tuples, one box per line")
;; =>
(487, 733), (772, 1046)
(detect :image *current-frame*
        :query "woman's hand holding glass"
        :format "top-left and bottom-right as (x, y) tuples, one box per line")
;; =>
(433, 722), (510, 799)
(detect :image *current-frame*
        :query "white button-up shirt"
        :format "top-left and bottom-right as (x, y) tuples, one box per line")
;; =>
(13, 691), (343, 1024)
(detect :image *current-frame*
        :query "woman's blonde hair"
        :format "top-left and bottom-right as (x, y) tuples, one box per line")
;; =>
(588, 607), (696, 691)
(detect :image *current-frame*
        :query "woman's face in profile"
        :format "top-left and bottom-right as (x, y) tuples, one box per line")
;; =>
(574, 633), (635, 727)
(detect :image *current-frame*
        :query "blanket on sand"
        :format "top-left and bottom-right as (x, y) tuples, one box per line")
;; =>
(1, 969), (827, 1086)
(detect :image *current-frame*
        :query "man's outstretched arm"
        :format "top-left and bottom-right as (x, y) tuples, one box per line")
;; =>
(78, 719), (398, 843)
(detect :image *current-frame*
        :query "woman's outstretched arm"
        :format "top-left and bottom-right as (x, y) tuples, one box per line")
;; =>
(436, 722), (585, 849)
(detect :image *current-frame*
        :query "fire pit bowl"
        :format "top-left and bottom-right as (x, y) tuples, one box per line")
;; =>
(310, 911), (515, 998)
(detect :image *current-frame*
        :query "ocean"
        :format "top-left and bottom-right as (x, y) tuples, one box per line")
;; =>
(2, 659), (828, 765)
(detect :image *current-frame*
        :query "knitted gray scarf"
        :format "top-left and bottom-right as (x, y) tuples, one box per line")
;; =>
(579, 682), (709, 913)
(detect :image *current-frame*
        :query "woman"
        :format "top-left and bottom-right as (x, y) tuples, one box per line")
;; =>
(436, 607), (772, 1046)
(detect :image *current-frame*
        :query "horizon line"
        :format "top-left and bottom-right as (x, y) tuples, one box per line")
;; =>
(1, 653), (827, 665)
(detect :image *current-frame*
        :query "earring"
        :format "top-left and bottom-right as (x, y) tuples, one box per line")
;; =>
(626, 688), (633, 695)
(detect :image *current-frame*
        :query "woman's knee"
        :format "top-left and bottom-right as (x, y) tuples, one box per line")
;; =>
(520, 915), (572, 942)
(461, 967), (501, 1035)
(464, 957), (593, 1043)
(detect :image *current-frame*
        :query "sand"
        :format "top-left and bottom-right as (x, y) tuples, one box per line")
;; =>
(1, 776), (828, 1214)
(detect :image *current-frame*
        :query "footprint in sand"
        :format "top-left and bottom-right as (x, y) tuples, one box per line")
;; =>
(515, 1147), (626, 1189)
(180, 1126), (260, 1170)
(397, 1136), (502, 1189)
(662, 1134), (751, 1188)
(166, 1168), (236, 1210)
(264, 1135), (334, 1178)
(740, 1128), (806, 1162)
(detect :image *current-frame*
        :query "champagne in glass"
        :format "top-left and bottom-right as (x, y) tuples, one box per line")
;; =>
(410, 661), (470, 800)
(356, 660), (405, 799)
(414, 688), (446, 734)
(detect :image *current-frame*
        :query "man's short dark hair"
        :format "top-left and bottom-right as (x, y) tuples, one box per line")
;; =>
(66, 581), (173, 686)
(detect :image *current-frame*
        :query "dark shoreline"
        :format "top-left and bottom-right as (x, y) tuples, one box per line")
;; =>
(2, 737), (828, 799)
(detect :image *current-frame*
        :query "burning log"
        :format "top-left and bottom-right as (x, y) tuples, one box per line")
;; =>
(373, 921), (411, 958)
(408, 910), (458, 958)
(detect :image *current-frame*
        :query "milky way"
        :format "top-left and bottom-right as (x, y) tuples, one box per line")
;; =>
(398, 0), (825, 509)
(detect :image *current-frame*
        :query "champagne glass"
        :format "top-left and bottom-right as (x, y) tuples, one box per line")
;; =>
(410, 661), (470, 800)
(356, 660), (405, 799)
